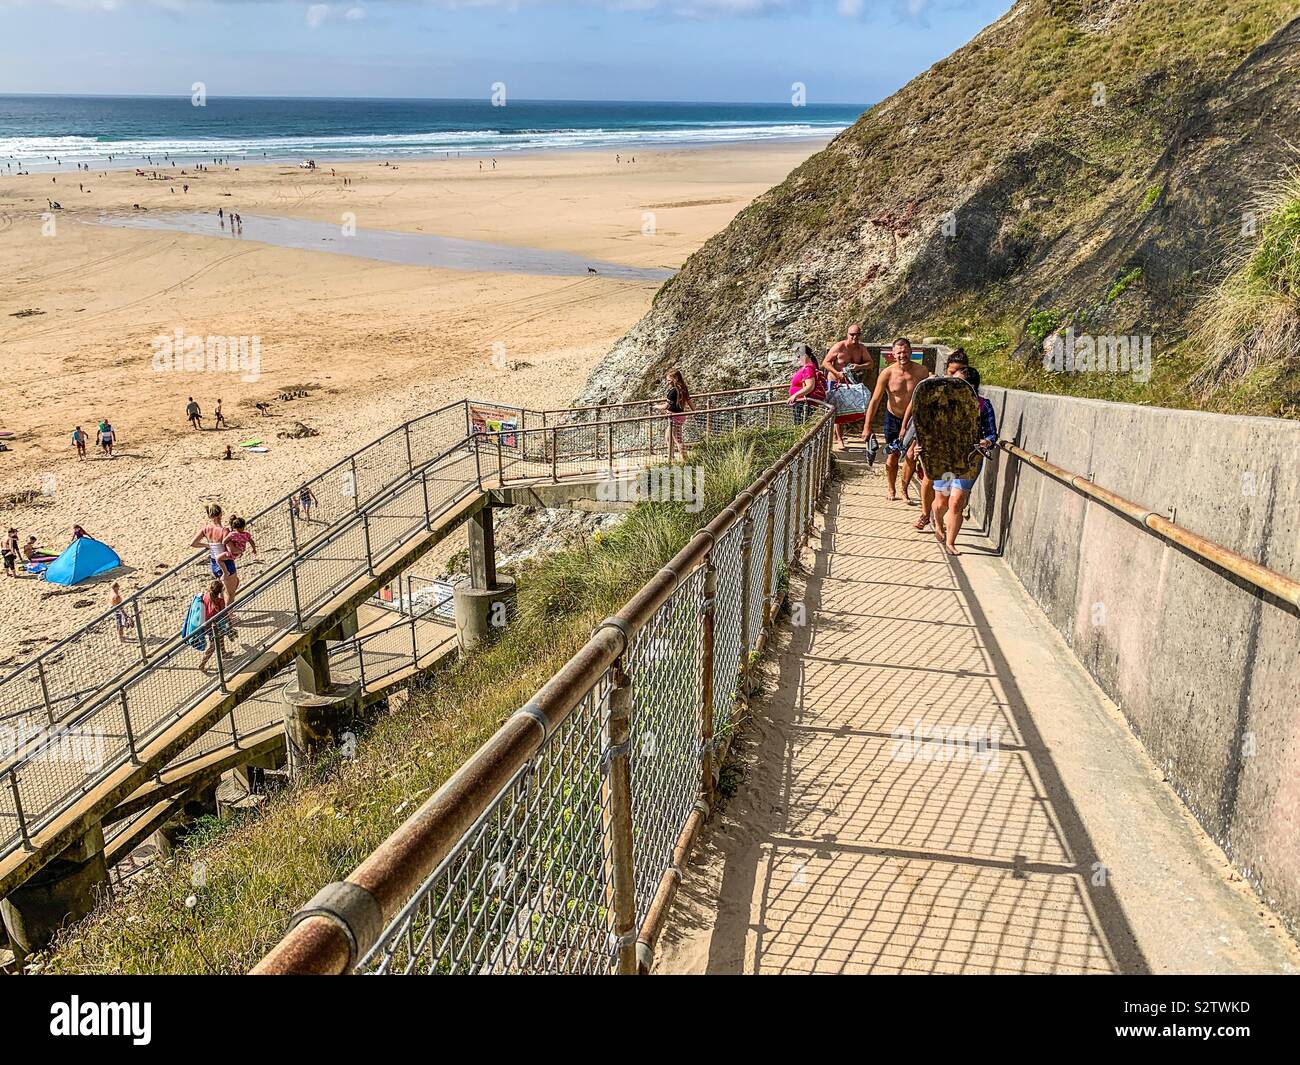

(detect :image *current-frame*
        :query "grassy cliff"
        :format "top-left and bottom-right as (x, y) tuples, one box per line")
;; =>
(582, 0), (1300, 417)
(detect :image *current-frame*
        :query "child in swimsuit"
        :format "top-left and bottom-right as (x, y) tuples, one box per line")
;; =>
(2, 528), (17, 577)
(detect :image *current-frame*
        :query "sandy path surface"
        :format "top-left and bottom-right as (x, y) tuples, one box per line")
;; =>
(0, 142), (821, 666)
(655, 457), (1299, 974)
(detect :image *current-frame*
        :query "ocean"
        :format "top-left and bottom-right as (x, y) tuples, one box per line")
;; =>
(0, 95), (860, 171)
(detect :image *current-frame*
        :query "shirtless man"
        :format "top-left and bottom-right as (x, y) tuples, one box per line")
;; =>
(862, 338), (929, 501)
(822, 324), (871, 448)
(822, 324), (871, 385)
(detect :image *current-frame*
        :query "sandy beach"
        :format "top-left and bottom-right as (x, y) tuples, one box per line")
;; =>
(0, 141), (821, 664)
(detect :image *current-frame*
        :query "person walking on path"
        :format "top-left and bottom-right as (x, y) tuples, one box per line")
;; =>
(662, 369), (695, 461)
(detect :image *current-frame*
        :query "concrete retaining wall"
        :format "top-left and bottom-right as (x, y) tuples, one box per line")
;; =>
(970, 387), (1300, 936)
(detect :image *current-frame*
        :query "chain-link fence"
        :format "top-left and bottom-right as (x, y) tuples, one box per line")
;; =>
(256, 400), (833, 975)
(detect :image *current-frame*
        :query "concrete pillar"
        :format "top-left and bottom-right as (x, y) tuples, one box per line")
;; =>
(453, 577), (517, 653)
(1, 821), (109, 954)
(283, 665), (363, 774)
(295, 639), (333, 697)
(468, 507), (498, 590)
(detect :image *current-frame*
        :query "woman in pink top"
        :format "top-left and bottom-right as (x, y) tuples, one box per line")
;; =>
(788, 344), (827, 424)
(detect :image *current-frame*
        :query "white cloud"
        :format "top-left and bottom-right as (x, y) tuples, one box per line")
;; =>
(345, 4), (366, 18)
(306, 2), (330, 27)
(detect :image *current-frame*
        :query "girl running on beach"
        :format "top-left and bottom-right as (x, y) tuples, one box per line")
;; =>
(196, 580), (227, 674)
(662, 369), (695, 461)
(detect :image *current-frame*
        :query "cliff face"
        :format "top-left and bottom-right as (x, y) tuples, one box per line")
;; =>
(580, 1), (1300, 410)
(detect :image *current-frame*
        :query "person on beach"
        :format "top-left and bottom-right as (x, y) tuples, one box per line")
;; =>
(662, 369), (695, 461)
(297, 485), (317, 522)
(788, 344), (827, 424)
(2, 528), (18, 578)
(214, 398), (226, 429)
(196, 580), (228, 674)
(72, 425), (87, 459)
(924, 365), (997, 556)
(23, 536), (54, 562)
(186, 397), (203, 430)
(110, 582), (128, 643)
(222, 516), (257, 611)
(862, 338), (928, 502)
(97, 419), (116, 457)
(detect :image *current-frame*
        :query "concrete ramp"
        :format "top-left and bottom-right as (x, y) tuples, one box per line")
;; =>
(656, 457), (1300, 974)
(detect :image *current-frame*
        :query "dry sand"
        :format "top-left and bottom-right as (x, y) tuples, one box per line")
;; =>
(0, 142), (822, 665)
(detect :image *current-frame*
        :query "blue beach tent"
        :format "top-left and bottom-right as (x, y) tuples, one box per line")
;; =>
(43, 537), (123, 586)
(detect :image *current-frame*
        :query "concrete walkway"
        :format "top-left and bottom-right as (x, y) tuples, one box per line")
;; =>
(656, 457), (1300, 974)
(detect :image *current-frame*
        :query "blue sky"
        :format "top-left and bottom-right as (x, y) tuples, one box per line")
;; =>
(0, 0), (1011, 104)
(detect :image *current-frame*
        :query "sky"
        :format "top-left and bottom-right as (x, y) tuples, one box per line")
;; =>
(0, 0), (1013, 104)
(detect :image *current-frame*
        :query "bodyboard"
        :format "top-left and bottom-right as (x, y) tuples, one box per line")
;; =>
(183, 595), (207, 651)
(912, 377), (982, 482)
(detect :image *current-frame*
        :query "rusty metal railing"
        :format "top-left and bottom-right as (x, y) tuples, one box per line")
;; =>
(999, 442), (1300, 609)
(252, 400), (834, 974)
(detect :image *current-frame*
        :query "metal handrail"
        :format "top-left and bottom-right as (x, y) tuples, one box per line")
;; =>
(1000, 441), (1300, 609)
(252, 400), (833, 975)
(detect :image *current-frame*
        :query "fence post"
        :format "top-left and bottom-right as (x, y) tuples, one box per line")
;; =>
(761, 487), (777, 628)
(700, 554), (717, 805)
(738, 513), (753, 656)
(603, 664), (638, 975)
(120, 689), (137, 763)
(607, 422), (615, 473)
(551, 428), (559, 482)
(496, 435), (505, 486)
(786, 465), (798, 566)
(9, 769), (29, 848)
(362, 513), (375, 577)
(421, 469), (432, 529)
(291, 561), (305, 629)
(132, 600), (149, 664)
(404, 423), (414, 473)
(350, 457), (360, 512)
(213, 624), (229, 694)
(37, 660), (54, 726)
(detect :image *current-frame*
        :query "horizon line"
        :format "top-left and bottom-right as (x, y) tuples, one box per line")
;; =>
(0, 91), (870, 108)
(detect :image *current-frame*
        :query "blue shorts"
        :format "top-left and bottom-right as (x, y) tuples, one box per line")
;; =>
(933, 472), (978, 495)
(210, 557), (236, 577)
(883, 410), (904, 452)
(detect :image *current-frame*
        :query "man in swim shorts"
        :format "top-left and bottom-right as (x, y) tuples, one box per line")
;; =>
(186, 397), (203, 430)
(862, 338), (929, 501)
(72, 426), (87, 460)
